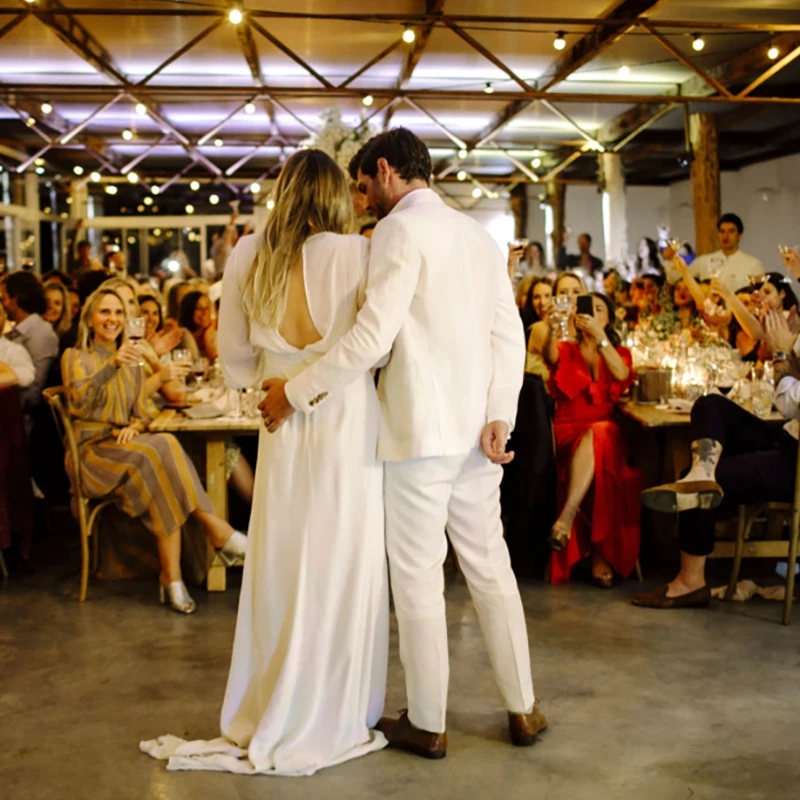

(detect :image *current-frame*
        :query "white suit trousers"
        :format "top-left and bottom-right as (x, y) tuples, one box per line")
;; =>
(384, 449), (535, 734)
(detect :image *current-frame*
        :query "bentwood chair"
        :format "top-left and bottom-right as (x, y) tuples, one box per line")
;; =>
(44, 387), (115, 602)
(724, 440), (800, 626)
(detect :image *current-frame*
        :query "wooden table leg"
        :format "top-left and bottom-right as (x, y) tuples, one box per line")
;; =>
(206, 436), (227, 592)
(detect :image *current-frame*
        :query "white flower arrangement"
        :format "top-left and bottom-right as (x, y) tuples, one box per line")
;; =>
(302, 108), (378, 177)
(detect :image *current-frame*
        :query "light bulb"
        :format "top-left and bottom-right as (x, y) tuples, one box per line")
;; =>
(554, 31), (566, 51)
(25, 117), (36, 127)
(143, 196), (153, 206)
(153, 228), (162, 236)
(90, 171), (101, 182)
(34, 158), (45, 166)
(185, 204), (195, 214)
(137, 205), (144, 212)
(457, 170), (467, 181)
(167, 259), (180, 273)
(618, 65), (630, 77)
(362, 95), (374, 107)
(40, 102), (53, 114)
(402, 26), (416, 44)
(66, 197), (73, 205)
(250, 182), (261, 194)
(244, 102), (256, 114)
(768, 46), (780, 60)
(229, 8), (243, 25)
(122, 129), (133, 141)
(151, 185), (160, 195)
(214, 138), (224, 147)
(35, 167), (45, 175)
(135, 103), (147, 116)
(692, 34), (705, 52)
(209, 194), (219, 205)
(105, 185), (118, 195)
(484, 82), (494, 94)
(73, 165), (84, 175)
(531, 158), (541, 168)
(190, 180), (200, 191)
(458, 148), (468, 159)
(266, 198), (275, 210)
(532, 148), (542, 157)
(127, 236), (136, 245)
(127, 172), (138, 183)
(471, 187), (482, 199)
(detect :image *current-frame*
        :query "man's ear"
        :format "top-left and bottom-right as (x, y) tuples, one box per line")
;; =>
(376, 157), (392, 183)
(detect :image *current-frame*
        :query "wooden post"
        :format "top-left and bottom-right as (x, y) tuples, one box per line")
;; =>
(205, 436), (228, 592)
(600, 151), (628, 270)
(689, 112), (720, 256)
(509, 184), (527, 239)
(547, 181), (565, 267)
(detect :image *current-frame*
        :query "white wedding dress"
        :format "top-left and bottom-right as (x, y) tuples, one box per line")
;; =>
(141, 232), (389, 776)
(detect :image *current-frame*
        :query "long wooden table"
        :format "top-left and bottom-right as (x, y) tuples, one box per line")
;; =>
(150, 409), (260, 591)
(618, 400), (784, 429)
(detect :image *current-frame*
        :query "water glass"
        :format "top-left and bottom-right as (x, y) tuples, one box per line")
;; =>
(752, 381), (774, 417)
(171, 348), (192, 397)
(552, 295), (573, 342)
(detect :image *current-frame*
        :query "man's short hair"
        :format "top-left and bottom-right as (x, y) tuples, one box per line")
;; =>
(77, 240), (91, 251)
(348, 128), (432, 184)
(77, 269), (110, 303)
(717, 213), (744, 235)
(4, 271), (47, 315)
(579, 232), (592, 246)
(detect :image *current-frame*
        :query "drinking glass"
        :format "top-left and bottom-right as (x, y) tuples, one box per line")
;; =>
(125, 317), (146, 365)
(171, 348), (192, 399)
(707, 255), (725, 280)
(747, 274), (766, 289)
(552, 295), (573, 342)
(667, 237), (683, 255)
(752, 381), (774, 417)
(192, 357), (209, 389)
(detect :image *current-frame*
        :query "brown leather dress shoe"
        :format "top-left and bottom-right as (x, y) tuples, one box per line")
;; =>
(640, 481), (723, 513)
(509, 704), (548, 746)
(376, 710), (447, 760)
(632, 584), (711, 609)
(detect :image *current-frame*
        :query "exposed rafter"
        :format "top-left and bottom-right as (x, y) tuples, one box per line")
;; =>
(338, 39), (402, 89)
(0, 10), (26, 42)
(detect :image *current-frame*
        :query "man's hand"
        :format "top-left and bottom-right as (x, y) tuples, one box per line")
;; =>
(259, 378), (295, 433)
(765, 308), (798, 357)
(480, 421), (514, 465)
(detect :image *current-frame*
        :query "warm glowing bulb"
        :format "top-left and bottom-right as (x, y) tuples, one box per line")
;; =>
(618, 65), (630, 77)
(127, 172), (138, 183)
(244, 102), (256, 114)
(66, 197), (73, 205)
(250, 182), (261, 194)
(768, 46), (780, 60)
(209, 194), (219, 205)
(151, 185), (160, 195)
(105, 185), (118, 195)
(35, 167), (45, 175)
(229, 8), (243, 25)
(190, 180), (200, 191)
(692, 35), (705, 52)
(90, 171), (101, 182)
(73, 165), (84, 175)
(531, 158), (541, 169)
(40, 102), (53, 114)
(143, 196), (153, 206)
(153, 228), (162, 236)
(402, 26), (416, 44)
(484, 82), (494, 94)
(458, 148), (468, 159)
(362, 95), (374, 107)
(532, 148), (542, 157)
(214, 138), (224, 147)
(266, 198), (275, 210)
(122, 129), (133, 141)
(135, 103), (147, 116)
(554, 32), (566, 51)
(185, 204), (194, 214)
(457, 170), (467, 181)
(34, 158), (45, 166)
(25, 117), (36, 127)
(472, 187), (482, 199)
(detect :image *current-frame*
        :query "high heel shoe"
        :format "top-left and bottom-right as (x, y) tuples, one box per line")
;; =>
(218, 531), (247, 566)
(159, 580), (197, 614)
(548, 520), (572, 552)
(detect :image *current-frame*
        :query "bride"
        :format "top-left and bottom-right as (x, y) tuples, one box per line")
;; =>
(141, 149), (389, 775)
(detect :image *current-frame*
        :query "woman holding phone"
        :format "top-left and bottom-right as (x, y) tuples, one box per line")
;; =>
(546, 292), (641, 586)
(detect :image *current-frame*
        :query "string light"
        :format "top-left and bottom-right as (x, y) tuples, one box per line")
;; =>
(532, 148), (542, 157)
(484, 82), (494, 94)
(25, 117), (36, 127)
(185, 204), (195, 214)
(768, 45), (780, 60)
(214, 138), (224, 147)
(143, 196), (153, 206)
(266, 198), (275, 210)
(66, 197), (73, 205)
(209, 194), (219, 205)
(402, 25), (416, 44)
(127, 172), (139, 183)
(122, 129), (133, 140)
(90, 171), (101, 182)
(40, 102), (53, 114)
(35, 166), (45, 175)
(135, 103), (147, 116)
(229, 8), (243, 25)
(471, 187), (483, 199)
(137, 205), (144, 212)
(73, 165), (84, 175)
(554, 31), (566, 51)
(692, 34), (705, 52)
(244, 102), (256, 114)
(618, 65), (630, 77)
(105, 185), (118, 195)
(34, 158), (45, 166)
(361, 94), (374, 107)
(190, 180), (200, 191)
(531, 157), (542, 169)
(250, 182), (261, 194)
(151, 185), (160, 195)
(457, 170), (467, 181)
(458, 148), (468, 159)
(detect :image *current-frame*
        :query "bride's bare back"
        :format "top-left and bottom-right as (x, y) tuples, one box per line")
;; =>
(278, 256), (322, 350)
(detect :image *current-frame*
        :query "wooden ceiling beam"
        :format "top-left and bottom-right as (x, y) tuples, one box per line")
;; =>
(137, 20), (223, 87)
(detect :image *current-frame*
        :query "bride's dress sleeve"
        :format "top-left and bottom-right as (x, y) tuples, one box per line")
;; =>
(218, 239), (260, 389)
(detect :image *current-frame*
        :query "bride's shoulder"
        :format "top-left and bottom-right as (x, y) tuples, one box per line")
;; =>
(307, 232), (368, 260)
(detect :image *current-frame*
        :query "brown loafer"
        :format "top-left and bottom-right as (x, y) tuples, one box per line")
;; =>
(640, 481), (723, 513)
(509, 704), (548, 746)
(376, 710), (447, 760)
(632, 583), (711, 609)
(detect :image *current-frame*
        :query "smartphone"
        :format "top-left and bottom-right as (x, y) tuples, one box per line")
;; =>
(576, 295), (594, 316)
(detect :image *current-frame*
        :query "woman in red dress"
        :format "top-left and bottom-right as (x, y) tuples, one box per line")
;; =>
(545, 292), (640, 586)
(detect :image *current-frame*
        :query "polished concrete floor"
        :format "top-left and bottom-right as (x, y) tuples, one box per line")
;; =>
(1, 559), (799, 800)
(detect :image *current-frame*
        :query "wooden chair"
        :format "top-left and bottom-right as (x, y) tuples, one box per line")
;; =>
(724, 441), (800, 625)
(43, 387), (115, 602)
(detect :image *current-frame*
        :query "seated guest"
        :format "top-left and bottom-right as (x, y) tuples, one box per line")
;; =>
(43, 280), (73, 337)
(524, 240), (546, 273)
(709, 278), (768, 361)
(59, 269), (110, 354)
(0, 303), (35, 390)
(519, 277), (552, 348)
(758, 272), (798, 315)
(1, 271), (58, 417)
(179, 290), (218, 361)
(629, 273), (663, 321)
(61, 287), (247, 613)
(529, 272), (585, 358)
(671, 256), (730, 337)
(546, 293), (640, 586)
(100, 276), (139, 319)
(558, 231), (603, 281)
(635, 237), (662, 276)
(635, 307), (800, 608)
(41, 269), (73, 288)
(165, 279), (191, 325)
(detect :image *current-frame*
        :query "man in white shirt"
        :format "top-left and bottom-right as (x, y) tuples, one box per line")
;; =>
(666, 213), (764, 292)
(0, 303), (35, 389)
(258, 128), (542, 756)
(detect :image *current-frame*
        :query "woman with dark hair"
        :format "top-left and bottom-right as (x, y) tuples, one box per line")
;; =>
(760, 271), (798, 312)
(636, 237), (661, 275)
(179, 290), (217, 361)
(519, 277), (552, 346)
(546, 292), (640, 586)
(525, 241), (546, 272)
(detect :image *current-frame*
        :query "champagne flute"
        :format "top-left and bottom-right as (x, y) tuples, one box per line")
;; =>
(707, 255), (725, 280)
(125, 317), (146, 366)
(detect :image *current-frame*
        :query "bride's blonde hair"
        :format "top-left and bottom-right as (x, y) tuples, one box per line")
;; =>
(242, 149), (354, 328)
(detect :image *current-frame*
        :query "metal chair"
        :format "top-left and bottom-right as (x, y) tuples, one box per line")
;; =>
(43, 387), (115, 602)
(724, 441), (800, 625)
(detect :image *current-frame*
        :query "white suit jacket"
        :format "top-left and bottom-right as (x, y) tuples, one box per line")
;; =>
(285, 188), (525, 462)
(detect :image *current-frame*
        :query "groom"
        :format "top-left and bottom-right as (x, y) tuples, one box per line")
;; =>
(259, 128), (544, 758)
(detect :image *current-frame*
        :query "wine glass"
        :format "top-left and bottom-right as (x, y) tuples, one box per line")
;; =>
(125, 317), (146, 366)
(551, 295), (573, 342)
(747, 274), (766, 289)
(667, 237), (683, 255)
(172, 348), (192, 399)
(707, 255), (725, 280)
(192, 357), (209, 389)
